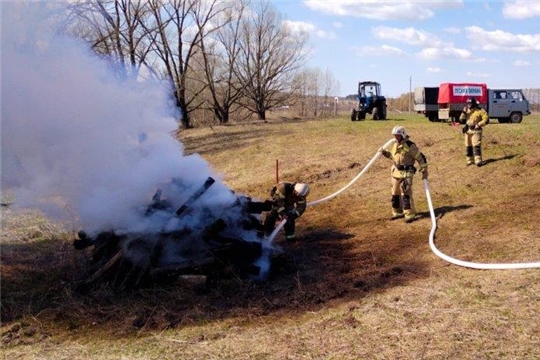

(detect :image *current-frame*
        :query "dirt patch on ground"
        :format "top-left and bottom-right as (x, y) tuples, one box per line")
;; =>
(306, 162), (364, 181)
(522, 155), (540, 167)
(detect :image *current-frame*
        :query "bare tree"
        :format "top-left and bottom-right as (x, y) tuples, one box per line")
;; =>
(234, 1), (308, 121)
(321, 68), (339, 117)
(291, 69), (310, 117)
(386, 93), (410, 113)
(308, 68), (322, 117)
(291, 67), (340, 118)
(67, 0), (155, 81)
(198, 0), (250, 124)
(68, 0), (231, 129)
(524, 88), (540, 113)
(144, 0), (232, 129)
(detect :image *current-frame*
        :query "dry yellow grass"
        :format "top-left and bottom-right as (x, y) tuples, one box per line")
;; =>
(2, 113), (540, 359)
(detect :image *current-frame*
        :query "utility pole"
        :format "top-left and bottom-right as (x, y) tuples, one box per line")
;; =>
(409, 76), (412, 114)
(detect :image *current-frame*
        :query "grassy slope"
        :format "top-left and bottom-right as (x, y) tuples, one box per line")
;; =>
(2, 113), (540, 359)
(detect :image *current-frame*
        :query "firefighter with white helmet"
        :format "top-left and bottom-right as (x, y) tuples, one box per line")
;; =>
(263, 182), (309, 242)
(459, 97), (489, 166)
(380, 126), (428, 223)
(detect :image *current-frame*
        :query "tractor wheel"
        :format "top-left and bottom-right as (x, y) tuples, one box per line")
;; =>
(358, 111), (366, 121)
(350, 109), (357, 121)
(509, 112), (523, 124)
(381, 106), (387, 120)
(372, 107), (379, 120)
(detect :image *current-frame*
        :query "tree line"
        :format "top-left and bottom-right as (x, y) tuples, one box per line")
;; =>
(523, 89), (540, 113)
(56, 0), (340, 128)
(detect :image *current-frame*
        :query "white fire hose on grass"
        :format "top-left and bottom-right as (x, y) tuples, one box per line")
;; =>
(423, 178), (540, 269)
(268, 139), (540, 269)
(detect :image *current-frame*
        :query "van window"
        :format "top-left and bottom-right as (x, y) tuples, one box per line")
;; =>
(510, 91), (522, 100)
(494, 91), (506, 99)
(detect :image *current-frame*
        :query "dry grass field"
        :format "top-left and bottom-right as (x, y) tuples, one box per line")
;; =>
(2, 113), (540, 359)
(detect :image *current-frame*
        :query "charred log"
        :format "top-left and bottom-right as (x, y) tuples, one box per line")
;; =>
(175, 177), (215, 216)
(244, 199), (273, 214)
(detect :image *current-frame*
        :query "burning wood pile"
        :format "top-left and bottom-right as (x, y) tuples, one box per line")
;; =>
(73, 177), (276, 292)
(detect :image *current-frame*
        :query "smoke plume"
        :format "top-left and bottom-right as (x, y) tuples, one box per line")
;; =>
(0, 2), (237, 236)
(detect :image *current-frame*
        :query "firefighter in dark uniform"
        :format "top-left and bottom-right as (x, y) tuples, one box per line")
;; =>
(380, 126), (428, 223)
(459, 97), (489, 166)
(263, 182), (309, 241)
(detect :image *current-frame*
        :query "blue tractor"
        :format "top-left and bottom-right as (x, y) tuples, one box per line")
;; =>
(351, 81), (387, 121)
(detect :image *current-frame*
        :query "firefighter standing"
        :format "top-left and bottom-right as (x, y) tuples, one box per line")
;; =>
(459, 97), (489, 166)
(380, 126), (428, 223)
(263, 182), (309, 241)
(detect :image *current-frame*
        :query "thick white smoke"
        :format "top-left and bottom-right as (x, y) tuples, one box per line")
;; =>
(0, 2), (237, 236)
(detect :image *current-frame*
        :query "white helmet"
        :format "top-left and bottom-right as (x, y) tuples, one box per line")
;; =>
(294, 183), (310, 197)
(392, 125), (407, 138)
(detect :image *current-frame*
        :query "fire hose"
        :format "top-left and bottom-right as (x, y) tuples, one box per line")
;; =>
(423, 178), (540, 269)
(269, 139), (540, 269)
(306, 139), (396, 207)
(267, 139), (395, 245)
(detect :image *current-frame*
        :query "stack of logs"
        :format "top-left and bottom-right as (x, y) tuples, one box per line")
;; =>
(73, 177), (274, 292)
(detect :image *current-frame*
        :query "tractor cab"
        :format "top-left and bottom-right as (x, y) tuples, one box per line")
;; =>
(351, 81), (387, 121)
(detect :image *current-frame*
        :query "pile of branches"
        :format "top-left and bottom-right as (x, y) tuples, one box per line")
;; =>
(72, 177), (275, 292)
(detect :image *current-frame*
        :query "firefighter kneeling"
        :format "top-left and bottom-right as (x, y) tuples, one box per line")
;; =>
(263, 182), (309, 242)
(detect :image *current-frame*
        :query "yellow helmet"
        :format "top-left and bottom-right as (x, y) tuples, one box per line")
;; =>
(294, 183), (310, 197)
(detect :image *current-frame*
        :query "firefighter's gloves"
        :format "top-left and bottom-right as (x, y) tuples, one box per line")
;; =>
(465, 124), (481, 131)
(462, 124), (469, 134)
(287, 209), (300, 220)
(420, 167), (428, 180)
(380, 149), (391, 158)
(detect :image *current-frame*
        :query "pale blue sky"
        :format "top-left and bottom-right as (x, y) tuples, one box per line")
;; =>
(270, 0), (540, 97)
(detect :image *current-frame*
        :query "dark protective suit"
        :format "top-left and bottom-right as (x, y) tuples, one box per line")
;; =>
(263, 182), (307, 241)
